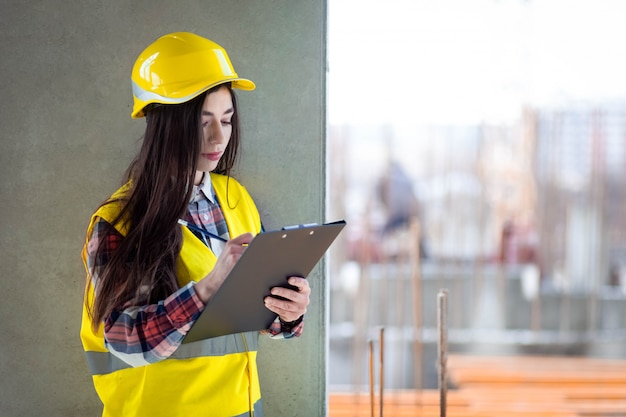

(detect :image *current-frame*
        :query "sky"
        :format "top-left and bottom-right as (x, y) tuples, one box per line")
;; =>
(328, 0), (626, 125)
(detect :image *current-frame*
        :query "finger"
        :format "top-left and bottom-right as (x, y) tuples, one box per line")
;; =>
(267, 306), (299, 323)
(269, 287), (298, 302)
(265, 294), (305, 311)
(222, 233), (254, 257)
(273, 285), (311, 304)
(287, 276), (309, 292)
(264, 297), (291, 314)
(264, 297), (305, 320)
(266, 291), (308, 314)
(229, 232), (254, 246)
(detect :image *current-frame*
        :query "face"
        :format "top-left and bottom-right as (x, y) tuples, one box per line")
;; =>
(196, 85), (234, 179)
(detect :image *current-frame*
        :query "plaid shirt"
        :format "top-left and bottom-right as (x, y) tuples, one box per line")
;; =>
(86, 179), (303, 367)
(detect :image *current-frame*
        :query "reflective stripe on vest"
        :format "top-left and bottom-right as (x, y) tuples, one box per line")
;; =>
(85, 331), (259, 375)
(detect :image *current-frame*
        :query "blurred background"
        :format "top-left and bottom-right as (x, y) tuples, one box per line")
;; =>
(326, 0), (626, 413)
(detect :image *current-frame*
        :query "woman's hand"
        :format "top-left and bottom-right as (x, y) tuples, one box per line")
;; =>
(264, 276), (310, 322)
(194, 233), (254, 304)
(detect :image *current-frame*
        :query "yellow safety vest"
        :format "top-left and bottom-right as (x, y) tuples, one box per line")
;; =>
(80, 173), (263, 417)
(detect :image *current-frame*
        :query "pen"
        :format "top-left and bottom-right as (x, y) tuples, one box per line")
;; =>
(177, 219), (228, 243)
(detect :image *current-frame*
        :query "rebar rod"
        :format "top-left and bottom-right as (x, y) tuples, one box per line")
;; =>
(379, 327), (384, 417)
(369, 339), (375, 417)
(438, 289), (448, 417)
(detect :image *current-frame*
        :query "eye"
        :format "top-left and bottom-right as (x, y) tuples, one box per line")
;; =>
(221, 119), (232, 126)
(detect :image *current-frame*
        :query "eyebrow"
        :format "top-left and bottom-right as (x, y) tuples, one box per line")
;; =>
(202, 107), (234, 117)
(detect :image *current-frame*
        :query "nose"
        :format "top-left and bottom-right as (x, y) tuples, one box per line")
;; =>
(207, 119), (226, 144)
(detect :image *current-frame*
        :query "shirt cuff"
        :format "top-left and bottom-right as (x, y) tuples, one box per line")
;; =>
(267, 315), (304, 339)
(164, 281), (205, 329)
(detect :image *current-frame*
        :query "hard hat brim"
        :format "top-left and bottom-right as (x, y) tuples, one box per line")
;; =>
(131, 78), (255, 119)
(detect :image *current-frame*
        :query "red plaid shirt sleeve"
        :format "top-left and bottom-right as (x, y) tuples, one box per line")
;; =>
(86, 218), (205, 366)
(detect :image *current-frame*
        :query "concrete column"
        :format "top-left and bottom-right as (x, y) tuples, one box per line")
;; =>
(0, 1), (327, 416)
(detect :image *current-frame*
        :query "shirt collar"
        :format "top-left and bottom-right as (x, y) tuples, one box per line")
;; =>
(190, 173), (217, 204)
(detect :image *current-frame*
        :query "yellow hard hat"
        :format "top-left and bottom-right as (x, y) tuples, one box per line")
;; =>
(131, 32), (255, 118)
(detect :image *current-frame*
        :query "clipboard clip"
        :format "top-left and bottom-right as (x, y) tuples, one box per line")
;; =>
(282, 223), (319, 230)
(282, 223), (319, 237)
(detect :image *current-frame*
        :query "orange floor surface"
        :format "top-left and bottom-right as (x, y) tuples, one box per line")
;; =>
(329, 354), (626, 417)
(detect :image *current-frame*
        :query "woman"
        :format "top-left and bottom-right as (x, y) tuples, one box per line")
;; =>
(80, 32), (310, 417)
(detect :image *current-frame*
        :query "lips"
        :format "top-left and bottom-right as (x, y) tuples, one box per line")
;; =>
(203, 152), (222, 161)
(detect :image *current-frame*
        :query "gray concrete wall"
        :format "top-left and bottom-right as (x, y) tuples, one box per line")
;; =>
(0, 1), (327, 416)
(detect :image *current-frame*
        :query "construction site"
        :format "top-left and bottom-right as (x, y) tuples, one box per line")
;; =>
(325, 1), (626, 414)
(325, 106), (626, 415)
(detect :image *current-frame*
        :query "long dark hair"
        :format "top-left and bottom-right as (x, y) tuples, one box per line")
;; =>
(88, 84), (242, 329)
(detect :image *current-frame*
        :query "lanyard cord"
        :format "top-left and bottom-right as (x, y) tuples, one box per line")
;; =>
(241, 333), (254, 417)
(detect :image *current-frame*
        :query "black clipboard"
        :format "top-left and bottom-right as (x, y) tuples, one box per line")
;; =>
(183, 220), (346, 343)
